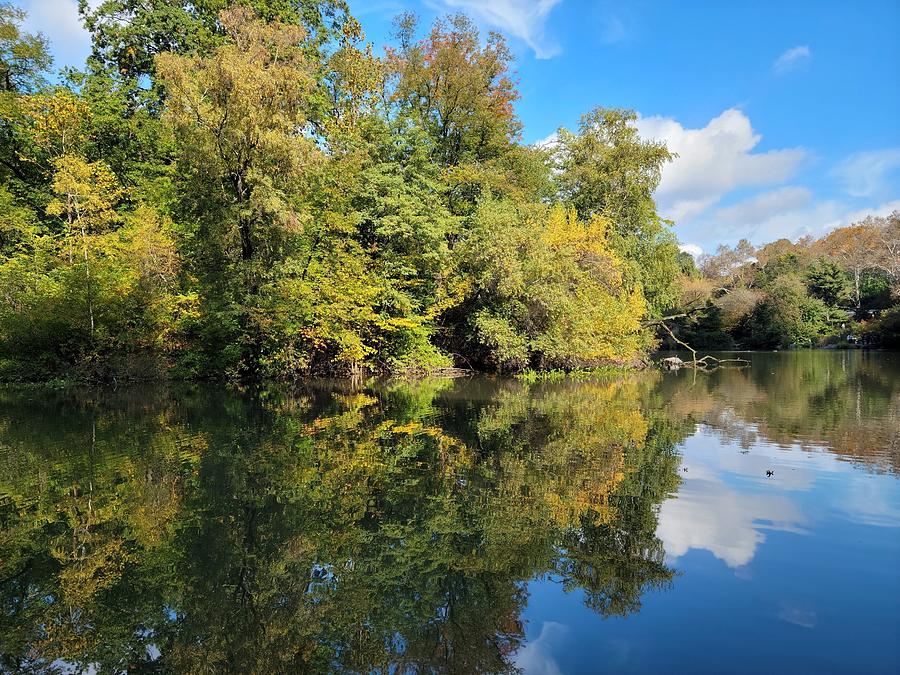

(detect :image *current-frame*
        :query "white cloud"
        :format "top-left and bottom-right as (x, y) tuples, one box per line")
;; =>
(20, 0), (96, 69)
(679, 243), (703, 257)
(433, 0), (563, 58)
(832, 148), (900, 198)
(773, 45), (811, 74)
(663, 197), (718, 223)
(636, 108), (806, 223)
(658, 418), (900, 575)
(714, 186), (813, 228)
(659, 480), (805, 567)
(658, 430), (809, 569)
(512, 622), (567, 675)
(532, 131), (559, 149)
(695, 197), (900, 246)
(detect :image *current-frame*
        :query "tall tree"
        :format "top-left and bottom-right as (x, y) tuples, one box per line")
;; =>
(156, 7), (317, 266)
(0, 5), (52, 193)
(386, 12), (520, 168)
(555, 107), (679, 314)
(45, 155), (122, 339)
(699, 238), (757, 286)
(80, 0), (353, 81)
(816, 222), (880, 310)
(806, 259), (850, 306)
(866, 212), (900, 295)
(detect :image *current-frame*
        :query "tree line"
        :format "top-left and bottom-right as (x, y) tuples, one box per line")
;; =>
(669, 213), (900, 350)
(0, 1), (681, 382)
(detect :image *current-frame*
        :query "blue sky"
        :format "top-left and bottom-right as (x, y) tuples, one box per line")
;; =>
(18, 0), (900, 254)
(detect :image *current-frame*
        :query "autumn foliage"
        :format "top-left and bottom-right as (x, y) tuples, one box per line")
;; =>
(0, 2), (691, 381)
(669, 213), (900, 349)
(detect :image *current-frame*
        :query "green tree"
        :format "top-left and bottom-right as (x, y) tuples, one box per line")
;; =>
(677, 250), (700, 278)
(743, 274), (827, 348)
(450, 200), (647, 371)
(387, 12), (520, 169)
(385, 12), (548, 221)
(46, 154), (123, 340)
(681, 301), (733, 349)
(0, 184), (35, 254)
(755, 251), (800, 288)
(156, 7), (317, 266)
(806, 259), (850, 306)
(864, 305), (900, 348)
(0, 3), (50, 93)
(816, 222), (880, 310)
(556, 107), (680, 313)
(79, 0), (353, 81)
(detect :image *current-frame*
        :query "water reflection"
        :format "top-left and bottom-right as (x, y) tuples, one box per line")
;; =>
(0, 351), (898, 673)
(657, 350), (900, 472)
(658, 460), (808, 568)
(654, 352), (900, 574)
(0, 377), (685, 673)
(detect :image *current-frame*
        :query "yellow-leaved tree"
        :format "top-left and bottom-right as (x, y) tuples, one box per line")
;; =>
(46, 155), (122, 338)
(0, 87), (189, 380)
(456, 200), (648, 371)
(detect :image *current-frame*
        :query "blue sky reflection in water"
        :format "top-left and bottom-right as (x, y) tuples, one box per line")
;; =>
(0, 352), (898, 673)
(515, 352), (900, 674)
(517, 428), (900, 674)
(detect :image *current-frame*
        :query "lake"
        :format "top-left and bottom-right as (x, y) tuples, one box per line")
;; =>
(1, 351), (898, 673)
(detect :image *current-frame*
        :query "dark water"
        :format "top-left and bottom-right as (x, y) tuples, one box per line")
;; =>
(1, 352), (898, 674)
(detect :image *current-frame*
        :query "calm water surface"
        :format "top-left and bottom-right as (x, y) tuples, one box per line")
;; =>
(1, 352), (898, 673)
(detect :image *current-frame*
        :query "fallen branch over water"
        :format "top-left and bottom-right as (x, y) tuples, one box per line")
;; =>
(659, 354), (750, 371)
(650, 320), (750, 371)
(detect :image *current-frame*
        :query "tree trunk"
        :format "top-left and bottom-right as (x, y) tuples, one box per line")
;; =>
(69, 193), (93, 340)
(232, 173), (254, 261)
(238, 216), (254, 261)
(81, 222), (94, 340)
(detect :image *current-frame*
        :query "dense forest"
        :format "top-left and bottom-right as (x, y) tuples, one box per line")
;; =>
(0, 1), (896, 383)
(0, 0), (675, 381)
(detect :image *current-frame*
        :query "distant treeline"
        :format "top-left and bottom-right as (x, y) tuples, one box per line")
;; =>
(668, 215), (900, 350)
(0, 1), (682, 382)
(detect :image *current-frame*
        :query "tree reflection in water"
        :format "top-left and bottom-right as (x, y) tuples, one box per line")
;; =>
(657, 350), (900, 473)
(0, 376), (685, 673)
(4, 352), (896, 672)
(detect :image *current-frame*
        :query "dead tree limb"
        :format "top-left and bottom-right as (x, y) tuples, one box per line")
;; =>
(648, 316), (750, 372)
(656, 320), (698, 366)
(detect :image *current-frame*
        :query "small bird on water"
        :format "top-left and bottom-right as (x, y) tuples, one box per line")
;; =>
(766, 470), (774, 477)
